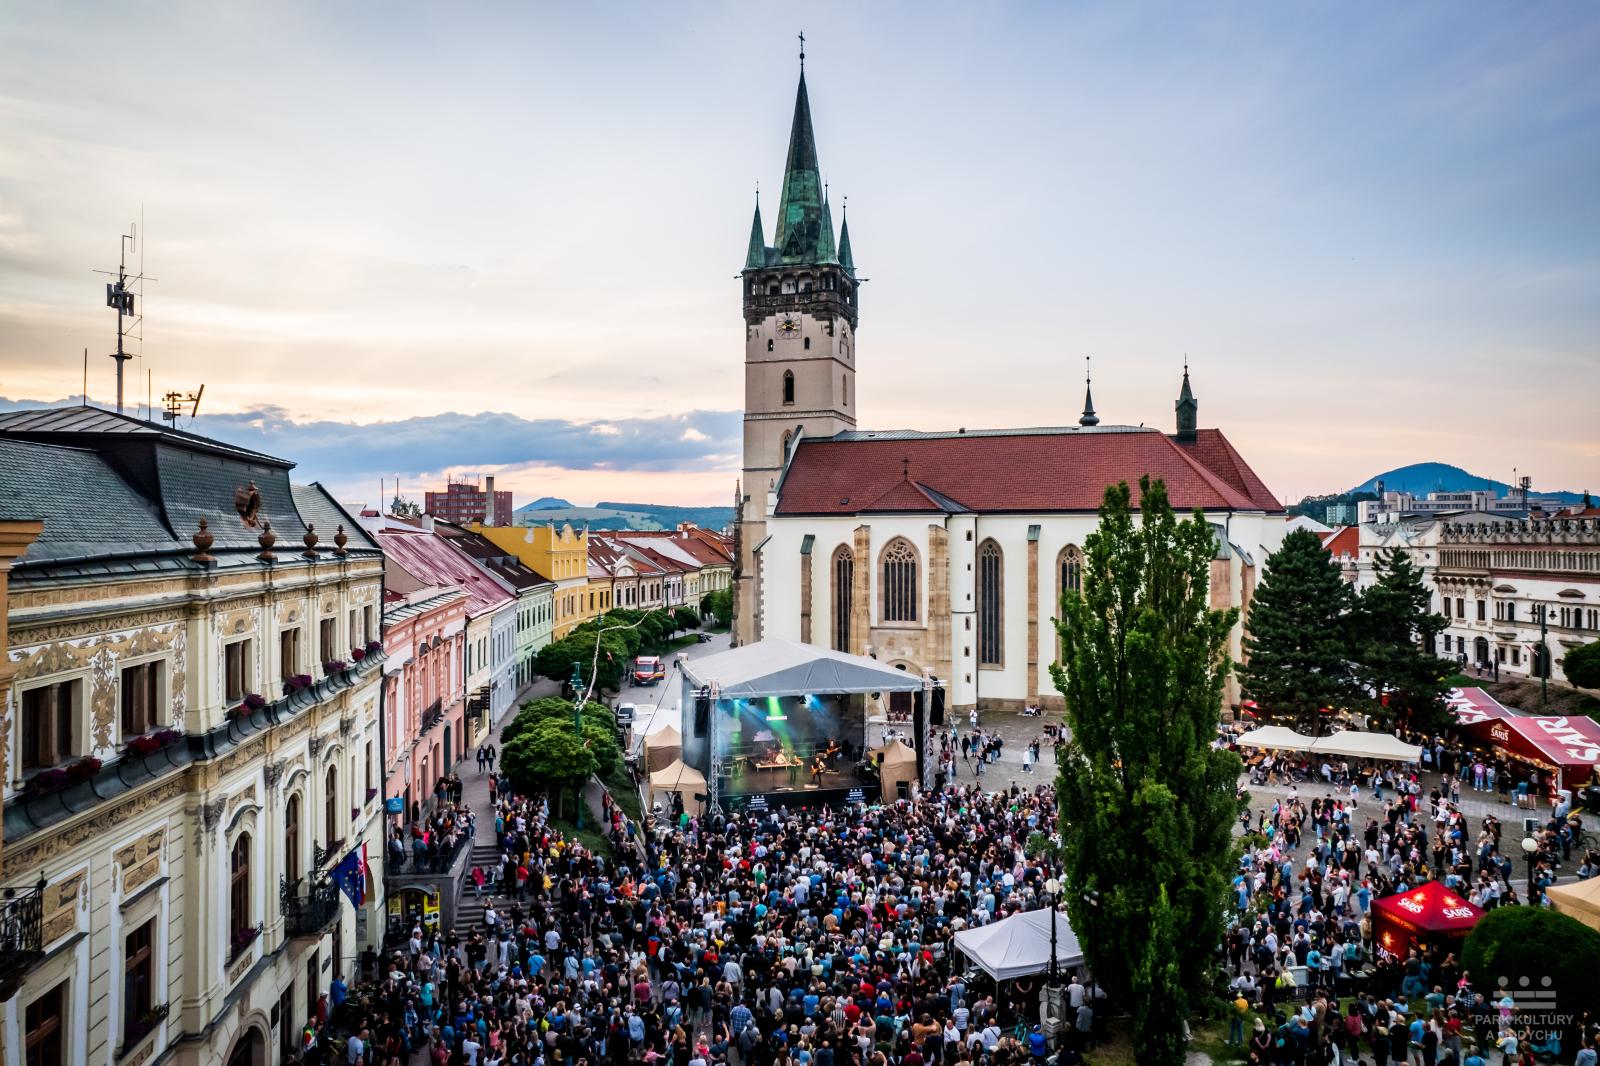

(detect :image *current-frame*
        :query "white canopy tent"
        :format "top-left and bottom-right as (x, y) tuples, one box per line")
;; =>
(1309, 731), (1422, 762)
(1236, 726), (1316, 751)
(952, 907), (1084, 981)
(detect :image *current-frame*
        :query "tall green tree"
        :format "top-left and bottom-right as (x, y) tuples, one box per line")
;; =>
(1050, 477), (1241, 1066)
(1239, 528), (1357, 734)
(1353, 547), (1449, 728)
(1562, 640), (1600, 689)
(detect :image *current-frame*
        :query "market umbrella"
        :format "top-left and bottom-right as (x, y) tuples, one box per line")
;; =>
(1546, 876), (1600, 933)
(1235, 725), (1315, 751)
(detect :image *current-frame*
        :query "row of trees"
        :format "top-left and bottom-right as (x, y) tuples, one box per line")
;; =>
(531, 606), (699, 692)
(1239, 529), (1450, 732)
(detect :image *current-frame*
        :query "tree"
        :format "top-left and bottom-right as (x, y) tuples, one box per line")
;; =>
(500, 713), (621, 816)
(674, 607), (701, 631)
(389, 494), (421, 518)
(1563, 640), (1600, 689)
(701, 588), (732, 624)
(1239, 528), (1357, 734)
(1050, 477), (1241, 1066)
(1352, 547), (1449, 729)
(1462, 907), (1600, 1046)
(501, 697), (581, 747)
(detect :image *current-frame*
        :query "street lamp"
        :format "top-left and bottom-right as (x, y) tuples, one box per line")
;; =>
(1520, 835), (1538, 903)
(1534, 605), (1549, 710)
(1046, 877), (1061, 983)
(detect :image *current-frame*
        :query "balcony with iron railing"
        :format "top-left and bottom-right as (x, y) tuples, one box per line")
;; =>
(280, 876), (341, 939)
(0, 879), (46, 1001)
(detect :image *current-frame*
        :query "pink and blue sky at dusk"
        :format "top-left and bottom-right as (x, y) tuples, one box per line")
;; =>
(2, 3), (1597, 507)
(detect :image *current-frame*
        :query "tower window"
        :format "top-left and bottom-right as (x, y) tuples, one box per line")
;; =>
(782, 370), (795, 405)
(767, 339), (774, 352)
(803, 337), (810, 350)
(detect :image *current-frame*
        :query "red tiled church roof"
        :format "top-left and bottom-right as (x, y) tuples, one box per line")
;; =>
(774, 427), (1281, 516)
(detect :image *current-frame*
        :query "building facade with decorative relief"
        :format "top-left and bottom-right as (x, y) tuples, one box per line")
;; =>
(1433, 511), (1599, 683)
(735, 73), (1286, 707)
(0, 408), (386, 1066)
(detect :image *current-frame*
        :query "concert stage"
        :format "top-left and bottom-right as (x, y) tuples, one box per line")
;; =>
(678, 639), (929, 812)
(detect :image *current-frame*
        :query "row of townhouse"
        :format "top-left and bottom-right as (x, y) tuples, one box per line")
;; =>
(1341, 507), (1600, 686)
(471, 524), (733, 636)
(0, 408), (388, 1066)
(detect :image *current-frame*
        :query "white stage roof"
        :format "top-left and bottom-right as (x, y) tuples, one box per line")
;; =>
(681, 639), (927, 699)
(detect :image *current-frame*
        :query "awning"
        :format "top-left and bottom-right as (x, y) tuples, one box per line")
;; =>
(1236, 726), (1315, 751)
(1446, 687), (1600, 788)
(952, 906), (1084, 981)
(681, 638), (929, 699)
(1370, 881), (1483, 957)
(1546, 876), (1600, 933)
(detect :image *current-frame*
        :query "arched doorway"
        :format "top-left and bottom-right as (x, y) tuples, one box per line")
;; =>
(224, 1024), (266, 1066)
(1474, 636), (1489, 667)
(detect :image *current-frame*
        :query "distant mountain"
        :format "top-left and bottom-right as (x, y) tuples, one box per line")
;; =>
(597, 502), (734, 531)
(524, 496), (573, 511)
(1349, 463), (1583, 504)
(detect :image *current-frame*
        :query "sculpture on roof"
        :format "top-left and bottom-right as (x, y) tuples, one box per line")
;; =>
(234, 480), (262, 527)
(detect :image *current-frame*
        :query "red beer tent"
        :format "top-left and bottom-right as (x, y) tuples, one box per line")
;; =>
(1446, 687), (1600, 791)
(1371, 882), (1484, 958)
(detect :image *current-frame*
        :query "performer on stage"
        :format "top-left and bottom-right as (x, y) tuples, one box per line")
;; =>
(810, 753), (826, 785)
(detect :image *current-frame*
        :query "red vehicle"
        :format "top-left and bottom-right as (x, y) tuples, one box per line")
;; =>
(632, 656), (665, 686)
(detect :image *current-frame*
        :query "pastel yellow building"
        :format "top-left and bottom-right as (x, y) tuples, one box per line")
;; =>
(472, 523), (589, 638)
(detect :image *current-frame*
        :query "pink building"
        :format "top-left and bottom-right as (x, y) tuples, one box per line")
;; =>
(378, 578), (467, 821)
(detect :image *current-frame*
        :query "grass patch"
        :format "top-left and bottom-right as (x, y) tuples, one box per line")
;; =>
(551, 816), (613, 858)
(651, 633), (701, 655)
(601, 763), (643, 823)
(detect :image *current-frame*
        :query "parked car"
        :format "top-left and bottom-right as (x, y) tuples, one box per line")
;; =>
(614, 702), (636, 726)
(632, 656), (665, 685)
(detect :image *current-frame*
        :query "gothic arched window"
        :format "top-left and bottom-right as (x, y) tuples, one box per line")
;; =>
(880, 538), (919, 623)
(832, 546), (854, 651)
(977, 539), (1003, 665)
(1058, 545), (1084, 603)
(782, 370), (795, 405)
(284, 793), (302, 885)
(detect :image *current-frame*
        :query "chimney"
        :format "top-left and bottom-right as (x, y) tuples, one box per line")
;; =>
(420, 515), (435, 533)
(484, 476), (496, 527)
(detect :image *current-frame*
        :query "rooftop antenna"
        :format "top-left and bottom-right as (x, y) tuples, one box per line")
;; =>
(93, 222), (157, 414)
(161, 383), (204, 428)
(82, 348), (88, 406)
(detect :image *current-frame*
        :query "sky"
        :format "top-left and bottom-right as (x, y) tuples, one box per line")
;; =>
(2, 3), (1597, 509)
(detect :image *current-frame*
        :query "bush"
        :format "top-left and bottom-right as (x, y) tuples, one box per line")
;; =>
(1461, 906), (1600, 1035)
(1563, 640), (1600, 689)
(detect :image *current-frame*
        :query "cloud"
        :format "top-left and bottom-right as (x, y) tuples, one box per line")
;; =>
(0, 397), (741, 487)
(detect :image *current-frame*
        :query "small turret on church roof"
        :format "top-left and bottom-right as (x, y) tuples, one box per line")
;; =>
(1175, 360), (1197, 441)
(744, 195), (766, 271)
(838, 205), (855, 275)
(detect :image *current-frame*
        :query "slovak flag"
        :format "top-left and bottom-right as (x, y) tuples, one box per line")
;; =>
(333, 846), (367, 909)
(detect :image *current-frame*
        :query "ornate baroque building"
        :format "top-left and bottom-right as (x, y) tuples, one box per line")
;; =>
(0, 408), (386, 1066)
(734, 71), (1287, 709)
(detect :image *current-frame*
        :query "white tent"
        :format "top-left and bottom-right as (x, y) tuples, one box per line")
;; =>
(681, 638), (928, 699)
(1546, 875), (1600, 933)
(643, 723), (683, 772)
(1236, 725), (1315, 751)
(952, 907), (1084, 980)
(1308, 731), (1422, 762)
(649, 759), (708, 817)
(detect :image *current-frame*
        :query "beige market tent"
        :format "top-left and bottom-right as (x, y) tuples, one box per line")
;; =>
(649, 759), (707, 817)
(1237, 726), (1316, 751)
(643, 723), (683, 772)
(867, 739), (919, 803)
(1546, 876), (1600, 932)
(1309, 730), (1422, 763)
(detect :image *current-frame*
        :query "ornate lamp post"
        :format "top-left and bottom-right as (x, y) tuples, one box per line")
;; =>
(1046, 877), (1062, 982)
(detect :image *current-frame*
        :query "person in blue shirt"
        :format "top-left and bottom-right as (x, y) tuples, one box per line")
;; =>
(329, 973), (348, 1011)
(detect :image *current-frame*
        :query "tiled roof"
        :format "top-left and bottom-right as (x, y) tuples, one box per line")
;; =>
(372, 526), (513, 616)
(857, 479), (967, 514)
(775, 426), (1282, 516)
(0, 406), (289, 466)
(291, 483), (380, 553)
(434, 524), (554, 589)
(1320, 526), (1358, 557)
(0, 438), (173, 564)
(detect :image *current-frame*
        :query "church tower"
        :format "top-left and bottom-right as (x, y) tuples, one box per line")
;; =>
(733, 66), (859, 645)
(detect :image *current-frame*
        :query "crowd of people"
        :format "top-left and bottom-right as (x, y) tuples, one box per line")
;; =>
(305, 769), (1083, 1066)
(388, 783), (478, 875)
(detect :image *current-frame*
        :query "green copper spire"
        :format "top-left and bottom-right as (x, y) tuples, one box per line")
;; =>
(774, 72), (829, 264)
(744, 193), (766, 270)
(816, 186), (838, 265)
(1175, 358), (1197, 440)
(838, 201), (855, 274)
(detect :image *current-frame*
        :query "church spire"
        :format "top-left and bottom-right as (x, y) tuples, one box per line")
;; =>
(838, 198), (855, 275)
(774, 67), (828, 264)
(744, 189), (766, 270)
(1079, 357), (1100, 427)
(817, 184), (838, 264)
(1175, 357), (1197, 441)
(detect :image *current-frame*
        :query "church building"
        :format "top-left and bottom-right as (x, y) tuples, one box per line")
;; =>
(733, 68), (1286, 713)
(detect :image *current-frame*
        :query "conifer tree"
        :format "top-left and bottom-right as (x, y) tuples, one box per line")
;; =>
(1050, 477), (1240, 1066)
(1354, 547), (1448, 728)
(1239, 528), (1357, 734)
